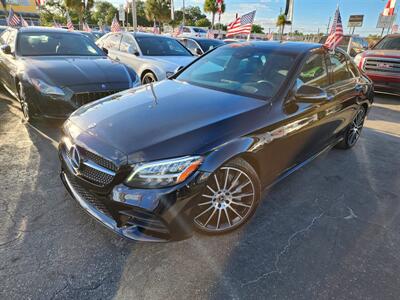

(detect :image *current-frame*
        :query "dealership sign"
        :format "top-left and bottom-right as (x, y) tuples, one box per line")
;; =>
(377, 13), (397, 28)
(348, 15), (364, 27)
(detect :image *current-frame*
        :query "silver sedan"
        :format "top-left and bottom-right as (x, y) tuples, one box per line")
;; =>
(97, 32), (195, 84)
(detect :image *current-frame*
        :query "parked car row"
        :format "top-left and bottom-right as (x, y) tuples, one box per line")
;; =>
(0, 26), (374, 242)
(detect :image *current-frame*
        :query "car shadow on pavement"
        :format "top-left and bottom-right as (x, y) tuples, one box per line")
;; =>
(207, 127), (400, 299)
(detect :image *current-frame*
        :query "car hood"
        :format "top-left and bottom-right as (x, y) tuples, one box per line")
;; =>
(145, 56), (195, 71)
(23, 56), (130, 87)
(68, 80), (267, 163)
(363, 49), (400, 58)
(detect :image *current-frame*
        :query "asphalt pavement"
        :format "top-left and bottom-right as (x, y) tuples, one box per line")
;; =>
(0, 91), (399, 300)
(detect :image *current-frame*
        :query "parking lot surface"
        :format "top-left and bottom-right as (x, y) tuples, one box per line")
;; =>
(0, 92), (399, 299)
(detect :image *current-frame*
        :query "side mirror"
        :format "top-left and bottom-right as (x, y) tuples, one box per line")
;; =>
(133, 51), (140, 56)
(174, 66), (184, 74)
(1, 45), (11, 55)
(295, 85), (328, 103)
(102, 47), (109, 55)
(195, 47), (203, 56)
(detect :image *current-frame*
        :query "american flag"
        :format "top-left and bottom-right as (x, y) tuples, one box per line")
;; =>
(53, 18), (62, 28)
(35, 0), (46, 6)
(152, 21), (160, 34)
(20, 15), (29, 27)
(383, 0), (397, 16)
(324, 7), (343, 50)
(83, 22), (92, 32)
(66, 12), (74, 31)
(206, 29), (214, 39)
(217, 0), (223, 14)
(7, 8), (20, 27)
(226, 10), (256, 37)
(173, 24), (183, 37)
(111, 16), (121, 32)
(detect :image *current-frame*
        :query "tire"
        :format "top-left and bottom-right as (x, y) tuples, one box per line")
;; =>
(18, 82), (35, 123)
(335, 106), (366, 149)
(141, 72), (157, 84)
(192, 157), (261, 235)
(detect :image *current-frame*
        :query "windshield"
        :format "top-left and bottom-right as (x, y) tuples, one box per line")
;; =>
(374, 36), (400, 50)
(198, 39), (225, 52)
(17, 32), (103, 56)
(176, 45), (295, 100)
(136, 36), (192, 56)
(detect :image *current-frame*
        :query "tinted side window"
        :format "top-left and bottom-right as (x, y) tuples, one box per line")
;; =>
(329, 52), (352, 82)
(104, 34), (121, 50)
(120, 34), (137, 53)
(183, 27), (191, 33)
(298, 53), (329, 88)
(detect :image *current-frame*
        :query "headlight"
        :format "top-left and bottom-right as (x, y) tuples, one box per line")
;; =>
(125, 156), (203, 188)
(166, 71), (175, 78)
(31, 78), (65, 96)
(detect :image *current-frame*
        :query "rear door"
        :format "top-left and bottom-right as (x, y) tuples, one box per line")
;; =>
(117, 33), (142, 71)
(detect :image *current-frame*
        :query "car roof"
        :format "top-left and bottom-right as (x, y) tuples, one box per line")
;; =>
(384, 34), (400, 38)
(16, 26), (81, 34)
(180, 37), (224, 43)
(224, 41), (322, 55)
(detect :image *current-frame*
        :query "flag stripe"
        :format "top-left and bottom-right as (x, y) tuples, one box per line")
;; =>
(324, 7), (343, 50)
(226, 10), (255, 37)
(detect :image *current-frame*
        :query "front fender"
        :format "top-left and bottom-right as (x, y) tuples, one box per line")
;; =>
(199, 137), (256, 174)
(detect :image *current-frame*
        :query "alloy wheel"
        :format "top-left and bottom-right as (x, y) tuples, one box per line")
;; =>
(347, 108), (365, 147)
(18, 83), (30, 122)
(193, 166), (257, 233)
(142, 73), (156, 84)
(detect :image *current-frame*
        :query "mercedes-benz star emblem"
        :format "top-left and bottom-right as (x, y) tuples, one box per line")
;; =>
(70, 145), (81, 170)
(101, 84), (107, 89)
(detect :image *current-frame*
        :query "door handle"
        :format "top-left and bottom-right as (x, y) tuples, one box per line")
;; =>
(114, 57), (120, 62)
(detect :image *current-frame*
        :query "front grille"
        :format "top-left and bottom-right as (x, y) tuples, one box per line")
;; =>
(65, 172), (112, 217)
(71, 91), (120, 107)
(63, 145), (117, 187)
(364, 57), (400, 75)
(78, 147), (118, 172)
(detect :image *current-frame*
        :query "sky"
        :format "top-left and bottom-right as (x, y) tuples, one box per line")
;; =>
(110, 0), (393, 35)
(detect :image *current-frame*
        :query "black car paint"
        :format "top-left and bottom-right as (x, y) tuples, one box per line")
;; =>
(0, 27), (138, 119)
(59, 42), (374, 242)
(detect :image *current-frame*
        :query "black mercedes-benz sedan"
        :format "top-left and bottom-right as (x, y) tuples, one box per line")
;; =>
(0, 27), (139, 122)
(59, 42), (374, 242)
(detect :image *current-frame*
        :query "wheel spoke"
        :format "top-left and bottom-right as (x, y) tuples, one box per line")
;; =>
(231, 180), (251, 194)
(228, 205), (243, 219)
(228, 173), (241, 192)
(207, 185), (216, 194)
(214, 174), (221, 190)
(232, 193), (254, 199)
(204, 208), (217, 227)
(231, 201), (252, 208)
(195, 205), (214, 220)
(216, 209), (222, 229)
(202, 194), (213, 199)
(224, 208), (231, 226)
(198, 200), (213, 206)
(223, 168), (229, 190)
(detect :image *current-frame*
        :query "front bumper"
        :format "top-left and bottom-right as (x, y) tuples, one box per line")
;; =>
(59, 145), (210, 242)
(366, 73), (400, 95)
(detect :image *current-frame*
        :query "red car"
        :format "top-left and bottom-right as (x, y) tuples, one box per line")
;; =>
(354, 34), (400, 95)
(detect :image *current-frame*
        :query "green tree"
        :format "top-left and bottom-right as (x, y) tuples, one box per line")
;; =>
(276, 14), (286, 41)
(65, 0), (94, 29)
(40, 0), (68, 26)
(91, 1), (117, 26)
(195, 17), (211, 28)
(204, 0), (225, 29)
(145, 0), (171, 28)
(251, 24), (264, 34)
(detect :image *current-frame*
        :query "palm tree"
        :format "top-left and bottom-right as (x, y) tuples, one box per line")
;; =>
(276, 14), (286, 41)
(145, 0), (171, 30)
(65, 0), (94, 29)
(204, 0), (225, 29)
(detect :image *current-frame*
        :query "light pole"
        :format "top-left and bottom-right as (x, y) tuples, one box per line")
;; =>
(182, 0), (185, 26)
(130, 0), (137, 31)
